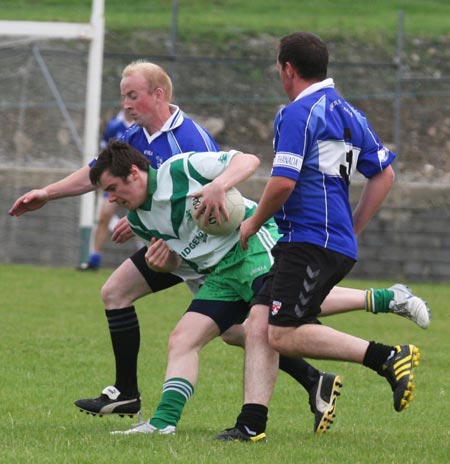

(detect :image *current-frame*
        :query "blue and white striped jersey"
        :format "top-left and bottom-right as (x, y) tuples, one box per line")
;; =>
(272, 78), (395, 260)
(90, 105), (219, 168)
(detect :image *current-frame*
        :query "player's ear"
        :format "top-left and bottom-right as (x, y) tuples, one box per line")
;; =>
(130, 165), (140, 180)
(285, 62), (295, 79)
(153, 87), (164, 100)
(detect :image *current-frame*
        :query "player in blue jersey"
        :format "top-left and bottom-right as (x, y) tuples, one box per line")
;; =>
(78, 110), (134, 271)
(217, 32), (422, 441)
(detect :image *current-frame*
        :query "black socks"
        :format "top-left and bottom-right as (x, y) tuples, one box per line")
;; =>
(106, 306), (140, 397)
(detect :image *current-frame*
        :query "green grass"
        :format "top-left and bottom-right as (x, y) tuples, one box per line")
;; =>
(1, 0), (450, 41)
(0, 263), (448, 463)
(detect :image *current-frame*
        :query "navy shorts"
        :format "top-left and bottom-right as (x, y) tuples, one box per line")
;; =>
(130, 246), (183, 292)
(131, 246), (266, 333)
(254, 242), (355, 327)
(186, 274), (266, 334)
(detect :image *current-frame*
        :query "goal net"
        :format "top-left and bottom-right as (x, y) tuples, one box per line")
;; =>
(0, 40), (87, 169)
(0, 1), (105, 266)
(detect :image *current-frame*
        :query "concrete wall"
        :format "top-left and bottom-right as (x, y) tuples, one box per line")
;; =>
(240, 176), (450, 283)
(1, 166), (136, 270)
(2, 166), (450, 283)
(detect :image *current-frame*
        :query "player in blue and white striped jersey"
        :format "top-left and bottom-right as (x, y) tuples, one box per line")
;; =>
(270, 81), (394, 257)
(120, 107), (217, 170)
(232, 32), (421, 441)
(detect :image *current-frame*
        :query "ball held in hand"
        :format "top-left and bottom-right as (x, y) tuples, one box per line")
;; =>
(191, 187), (246, 236)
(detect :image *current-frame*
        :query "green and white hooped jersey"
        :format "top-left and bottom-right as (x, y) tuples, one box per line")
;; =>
(127, 150), (258, 276)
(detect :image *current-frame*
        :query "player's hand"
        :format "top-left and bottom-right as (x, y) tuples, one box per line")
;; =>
(145, 237), (181, 272)
(239, 217), (260, 250)
(8, 189), (50, 217)
(111, 216), (135, 243)
(192, 182), (229, 227)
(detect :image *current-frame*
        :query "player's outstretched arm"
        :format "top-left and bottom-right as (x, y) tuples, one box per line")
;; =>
(8, 165), (94, 217)
(8, 189), (51, 216)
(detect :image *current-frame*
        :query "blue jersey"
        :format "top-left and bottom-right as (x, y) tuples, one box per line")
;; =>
(91, 105), (219, 169)
(272, 78), (395, 260)
(100, 111), (132, 149)
(121, 106), (218, 168)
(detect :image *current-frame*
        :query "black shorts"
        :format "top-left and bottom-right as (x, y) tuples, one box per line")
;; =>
(130, 246), (183, 292)
(254, 242), (355, 328)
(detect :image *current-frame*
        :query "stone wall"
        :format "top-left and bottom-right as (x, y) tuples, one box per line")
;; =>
(240, 176), (450, 283)
(2, 166), (450, 283)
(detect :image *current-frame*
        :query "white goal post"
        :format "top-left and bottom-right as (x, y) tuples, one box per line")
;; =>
(0, 0), (105, 264)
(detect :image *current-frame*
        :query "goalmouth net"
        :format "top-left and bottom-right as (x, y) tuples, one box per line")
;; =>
(0, 1), (104, 265)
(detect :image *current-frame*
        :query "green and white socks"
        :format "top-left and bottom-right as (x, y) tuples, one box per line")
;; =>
(149, 378), (194, 429)
(365, 288), (395, 314)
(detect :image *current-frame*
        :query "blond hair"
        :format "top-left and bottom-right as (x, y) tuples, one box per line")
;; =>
(122, 60), (173, 101)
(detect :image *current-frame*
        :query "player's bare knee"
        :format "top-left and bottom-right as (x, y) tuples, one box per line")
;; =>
(246, 307), (269, 340)
(221, 324), (246, 347)
(168, 327), (191, 355)
(267, 326), (284, 352)
(220, 331), (234, 346)
(101, 279), (115, 307)
(101, 277), (127, 308)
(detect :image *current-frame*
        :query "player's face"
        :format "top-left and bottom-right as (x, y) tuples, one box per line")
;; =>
(99, 168), (147, 211)
(120, 73), (158, 128)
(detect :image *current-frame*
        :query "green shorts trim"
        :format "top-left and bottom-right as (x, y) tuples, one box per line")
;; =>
(194, 222), (279, 303)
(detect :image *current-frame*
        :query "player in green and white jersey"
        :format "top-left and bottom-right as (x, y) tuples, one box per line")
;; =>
(89, 140), (280, 438)
(89, 140), (431, 439)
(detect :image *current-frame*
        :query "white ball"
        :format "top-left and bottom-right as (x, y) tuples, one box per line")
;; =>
(190, 186), (246, 236)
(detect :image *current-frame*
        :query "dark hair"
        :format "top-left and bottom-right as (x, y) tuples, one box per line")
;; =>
(89, 140), (150, 186)
(278, 32), (328, 81)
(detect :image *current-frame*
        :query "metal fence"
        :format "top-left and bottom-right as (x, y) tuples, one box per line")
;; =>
(1, 19), (449, 272)
(1, 17), (449, 175)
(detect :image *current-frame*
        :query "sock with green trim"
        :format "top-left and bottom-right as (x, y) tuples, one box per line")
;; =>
(150, 378), (194, 429)
(365, 289), (395, 314)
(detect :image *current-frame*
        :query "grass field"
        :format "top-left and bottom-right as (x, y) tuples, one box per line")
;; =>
(2, 0), (450, 40)
(0, 263), (448, 463)
(1, 2), (449, 462)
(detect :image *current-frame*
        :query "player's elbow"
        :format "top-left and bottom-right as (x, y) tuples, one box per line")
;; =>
(387, 165), (395, 185)
(379, 164), (395, 189)
(251, 153), (261, 168)
(240, 153), (261, 172)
